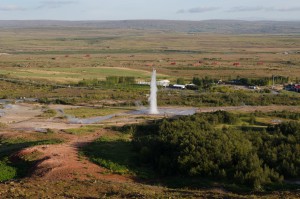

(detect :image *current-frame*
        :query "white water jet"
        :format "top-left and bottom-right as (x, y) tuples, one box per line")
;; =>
(148, 69), (159, 114)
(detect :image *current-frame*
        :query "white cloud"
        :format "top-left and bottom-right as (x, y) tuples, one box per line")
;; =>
(177, 7), (219, 14)
(38, 1), (77, 9)
(228, 6), (300, 12)
(0, 5), (26, 11)
(228, 6), (266, 12)
(276, 7), (300, 12)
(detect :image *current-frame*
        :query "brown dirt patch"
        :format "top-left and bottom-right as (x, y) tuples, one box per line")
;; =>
(15, 129), (132, 183)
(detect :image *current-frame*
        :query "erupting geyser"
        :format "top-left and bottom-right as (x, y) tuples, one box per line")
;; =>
(149, 69), (159, 114)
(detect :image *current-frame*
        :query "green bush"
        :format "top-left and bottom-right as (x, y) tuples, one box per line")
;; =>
(131, 112), (299, 190)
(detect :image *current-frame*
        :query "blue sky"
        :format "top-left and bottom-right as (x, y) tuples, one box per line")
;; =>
(0, 0), (299, 21)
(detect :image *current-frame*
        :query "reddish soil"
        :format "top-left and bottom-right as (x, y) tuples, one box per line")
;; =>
(15, 129), (132, 183)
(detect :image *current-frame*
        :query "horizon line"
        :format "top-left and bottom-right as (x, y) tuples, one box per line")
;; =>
(0, 19), (300, 22)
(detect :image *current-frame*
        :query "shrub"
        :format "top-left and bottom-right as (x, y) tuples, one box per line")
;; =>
(131, 112), (298, 189)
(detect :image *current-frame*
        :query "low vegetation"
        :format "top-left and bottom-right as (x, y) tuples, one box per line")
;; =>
(81, 132), (154, 178)
(38, 108), (57, 118)
(129, 111), (299, 190)
(64, 125), (101, 135)
(82, 111), (300, 192)
(192, 76), (289, 89)
(0, 178), (267, 198)
(158, 89), (300, 107)
(0, 78), (299, 108)
(0, 133), (64, 182)
(82, 135), (132, 175)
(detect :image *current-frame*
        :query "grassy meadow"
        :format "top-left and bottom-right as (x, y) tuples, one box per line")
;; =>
(0, 27), (299, 107)
(0, 28), (299, 83)
(0, 26), (299, 198)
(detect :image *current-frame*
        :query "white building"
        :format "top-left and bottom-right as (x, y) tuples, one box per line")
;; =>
(157, 80), (170, 87)
(138, 79), (170, 87)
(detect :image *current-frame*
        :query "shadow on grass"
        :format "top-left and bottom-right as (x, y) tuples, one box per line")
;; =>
(80, 136), (155, 179)
(0, 139), (62, 157)
(0, 138), (63, 181)
(80, 137), (253, 192)
(80, 136), (300, 194)
(80, 138), (256, 193)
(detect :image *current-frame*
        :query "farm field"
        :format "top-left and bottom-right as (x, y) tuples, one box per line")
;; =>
(0, 25), (299, 198)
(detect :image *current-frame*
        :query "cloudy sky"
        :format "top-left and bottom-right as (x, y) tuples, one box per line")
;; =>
(0, 0), (299, 21)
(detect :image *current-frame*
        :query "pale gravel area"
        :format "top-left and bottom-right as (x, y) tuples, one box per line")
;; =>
(0, 102), (299, 132)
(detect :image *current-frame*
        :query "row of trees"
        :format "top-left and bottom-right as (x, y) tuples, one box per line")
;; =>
(130, 111), (300, 190)
(159, 91), (300, 107)
(236, 76), (289, 86)
(189, 76), (290, 89)
(77, 76), (136, 87)
(79, 75), (290, 89)
(192, 76), (218, 89)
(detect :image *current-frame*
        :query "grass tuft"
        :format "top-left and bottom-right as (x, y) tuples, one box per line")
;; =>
(64, 125), (100, 135)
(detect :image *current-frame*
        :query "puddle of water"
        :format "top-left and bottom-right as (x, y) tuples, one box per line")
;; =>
(4, 104), (14, 109)
(0, 99), (11, 104)
(0, 104), (15, 116)
(271, 119), (282, 123)
(129, 108), (197, 116)
(0, 98), (38, 104)
(159, 108), (197, 115)
(67, 114), (116, 124)
(13, 127), (48, 133)
(67, 107), (197, 124)
(0, 110), (5, 117)
(35, 128), (48, 133)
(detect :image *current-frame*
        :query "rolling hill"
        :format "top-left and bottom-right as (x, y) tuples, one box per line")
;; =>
(0, 20), (300, 34)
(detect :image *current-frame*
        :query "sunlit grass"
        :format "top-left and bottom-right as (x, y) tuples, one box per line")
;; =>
(82, 132), (154, 178)
(64, 125), (101, 135)
(0, 67), (159, 83)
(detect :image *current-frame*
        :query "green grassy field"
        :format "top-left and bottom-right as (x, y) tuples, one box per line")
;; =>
(0, 67), (159, 83)
(63, 125), (102, 135)
(0, 28), (299, 83)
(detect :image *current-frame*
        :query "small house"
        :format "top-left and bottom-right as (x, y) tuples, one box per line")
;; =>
(157, 80), (170, 87)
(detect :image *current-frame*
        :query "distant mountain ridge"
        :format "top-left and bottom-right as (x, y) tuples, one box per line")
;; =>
(0, 20), (300, 34)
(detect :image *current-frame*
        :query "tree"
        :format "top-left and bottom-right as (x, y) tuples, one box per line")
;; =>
(176, 78), (185, 85)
